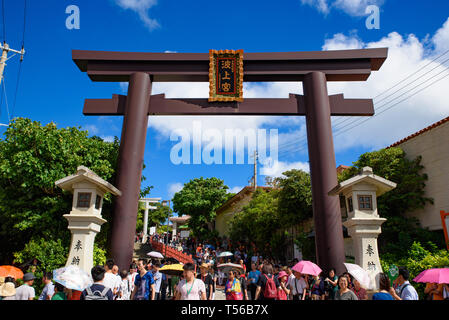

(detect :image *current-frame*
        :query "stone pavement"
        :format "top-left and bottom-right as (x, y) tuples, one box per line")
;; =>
(214, 287), (226, 300)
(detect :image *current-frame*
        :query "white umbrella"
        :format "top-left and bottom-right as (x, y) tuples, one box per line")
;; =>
(147, 251), (164, 259)
(53, 265), (93, 291)
(217, 251), (233, 258)
(343, 263), (371, 289)
(217, 263), (244, 274)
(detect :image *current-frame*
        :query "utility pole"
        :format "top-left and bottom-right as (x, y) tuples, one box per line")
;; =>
(253, 150), (258, 189)
(0, 42), (25, 125)
(0, 42), (25, 86)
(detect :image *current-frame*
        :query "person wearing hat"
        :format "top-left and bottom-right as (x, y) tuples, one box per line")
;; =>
(197, 263), (213, 300)
(15, 272), (36, 300)
(277, 271), (290, 300)
(0, 282), (16, 300)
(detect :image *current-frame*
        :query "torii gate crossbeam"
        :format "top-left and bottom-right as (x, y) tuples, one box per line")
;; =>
(72, 48), (388, 274)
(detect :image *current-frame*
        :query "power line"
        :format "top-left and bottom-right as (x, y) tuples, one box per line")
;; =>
(277, 53), (449, 155)
(2, 77), (10, 121)
(333, 65), (449, 136)
(281, 68), (449, 157)
(11, 61), (22, 119)
(373, 48), (449, 100)
(333, 71), (449, 138)
(1, 0), (5, 43)
(276, 64), (449, 157)
(21, 0), (26, 47)
(11, 0), (27, 119)
(330, 48), (449, 129)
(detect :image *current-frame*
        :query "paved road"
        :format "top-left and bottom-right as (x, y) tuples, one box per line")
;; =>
(214, 287), (226, 300)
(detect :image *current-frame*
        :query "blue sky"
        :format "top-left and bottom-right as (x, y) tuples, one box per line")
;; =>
(1, 0), (449, 214)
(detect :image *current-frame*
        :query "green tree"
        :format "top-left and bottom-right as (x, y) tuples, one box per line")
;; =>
(228, 188), (280, 255)
(0, 118), (150, 263)
(172, 177), (229, 242)
(338, 147), (444, 256)
(274, 169), (313, 225)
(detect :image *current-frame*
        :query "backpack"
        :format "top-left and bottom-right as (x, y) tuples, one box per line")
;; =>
(263, 274), (277, 299)
(84, 286), (110, 301)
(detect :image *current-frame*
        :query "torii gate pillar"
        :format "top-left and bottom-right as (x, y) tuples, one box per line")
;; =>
(109, 72), (152, 269)
(304, 72), (345, 275)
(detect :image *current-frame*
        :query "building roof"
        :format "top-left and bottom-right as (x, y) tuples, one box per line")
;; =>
(337, 165), (350, 175)
(387, 115), (449, 148)
(216, 186), (272, 215)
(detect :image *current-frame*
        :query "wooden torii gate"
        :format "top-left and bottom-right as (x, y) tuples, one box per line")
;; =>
(72, 48), (388, 273)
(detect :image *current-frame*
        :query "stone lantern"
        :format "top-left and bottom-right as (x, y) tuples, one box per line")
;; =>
(328, 166), (396, 291)
(55, 166), (121, 273)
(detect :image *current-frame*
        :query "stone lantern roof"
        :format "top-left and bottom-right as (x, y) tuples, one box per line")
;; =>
(55, 166), (122, 196)
(328, 166), (396, 197)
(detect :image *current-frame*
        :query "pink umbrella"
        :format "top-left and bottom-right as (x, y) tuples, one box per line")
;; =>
(413, 268), (449, 284)
(292, 260), (322, 276)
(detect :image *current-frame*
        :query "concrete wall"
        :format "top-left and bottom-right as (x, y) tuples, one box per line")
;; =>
(398, 121), (449, 231)
(215, 192), (253, 237)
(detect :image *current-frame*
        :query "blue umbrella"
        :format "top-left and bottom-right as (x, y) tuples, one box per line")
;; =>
(205, 244), (215, 250)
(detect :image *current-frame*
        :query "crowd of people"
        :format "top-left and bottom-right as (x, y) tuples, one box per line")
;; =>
(1, 233), (448, 300)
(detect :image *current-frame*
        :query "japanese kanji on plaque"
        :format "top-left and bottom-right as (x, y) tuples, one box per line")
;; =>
(209, 49), (243, 102)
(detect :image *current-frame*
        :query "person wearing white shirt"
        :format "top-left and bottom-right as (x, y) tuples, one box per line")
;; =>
(117, 270), (131, 300)
(389, 267), (419, 300)
(288, 271), (308, 300)
(127, 263), (138, 294)
(103, 259), (121, 299)
(286, 267), (296, 300)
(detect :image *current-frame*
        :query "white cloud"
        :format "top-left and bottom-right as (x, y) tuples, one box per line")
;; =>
(301, 0), (330, 14)
(301, 0), (384, 16)
(228, 186), (244, 194)
(322, 32), (363, 50)
(321, 26), (449, 152)
(168, 182), (183, 198)
(260, 159), (310, 178)
(119, 82), (128, 93)
(101, 136), (115, 143)
(432, 17), (449, 54)
(115, 0), (159, 30)
(118, 18), (449, 156)
(83, 124), (99, 135)
(147, 81), (304, 158)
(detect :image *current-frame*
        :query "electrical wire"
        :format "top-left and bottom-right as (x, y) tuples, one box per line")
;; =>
(11, 0), (27, 119)
(276, 53), (449, 155)
(2, 77), (10, 121)
(325, 48), (449, 129)
(1, 0), (5, 43)
(278, 69), (449, 157)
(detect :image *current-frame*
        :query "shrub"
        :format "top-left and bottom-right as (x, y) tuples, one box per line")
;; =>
(380, 241), (449, 299)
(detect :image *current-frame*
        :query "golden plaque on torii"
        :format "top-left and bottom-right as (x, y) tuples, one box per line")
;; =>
(209, 49), (244, 102)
